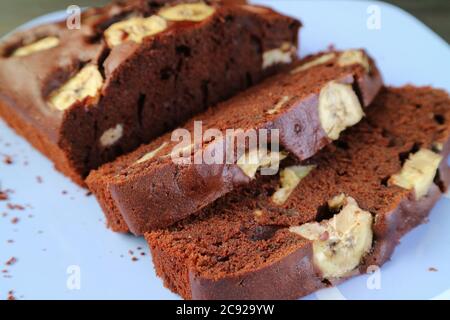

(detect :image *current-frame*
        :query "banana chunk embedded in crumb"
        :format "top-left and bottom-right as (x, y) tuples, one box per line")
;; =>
(389, 148), (443, 199)
(158, 2), (216, 22)
(272, 165), (316, 205)
(290, 53), (336, 74)
(237, 149), (288, 179)
(12, 36), (60, 57)
(266, 96), (290, 115)
(290, 196), (373, 279)
(319, 81), (364, 140)
(100, 124), (123, 147)
(337, 50), (371, 73)
(48, 65), (103, 111)
(136, 142), (169, 164)
(262, 42), (296, 69)
(432, 142), (444, 153)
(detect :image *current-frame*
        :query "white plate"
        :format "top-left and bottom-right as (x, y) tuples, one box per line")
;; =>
(0, 0), (449, 300)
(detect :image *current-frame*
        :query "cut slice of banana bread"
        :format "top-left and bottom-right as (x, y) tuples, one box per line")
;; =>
(0, 0), (300, 185)
(86, 49), (382, 235)
(146, 86), (450, 300)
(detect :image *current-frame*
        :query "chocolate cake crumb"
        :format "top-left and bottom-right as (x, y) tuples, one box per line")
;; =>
(0, 187), (12, 200)
(5, 257), (17, 266)
(3, 155), (13, 164)
(0, 191), (8, 201)
(6, 239), (14, 243)
(10, 217), (19, 224)
(7, 203), (25, 210)
(36, 176), (43, 183)
(128, 250), (134, 255)
(2, 269), (7, 273)
(428, 267), (438, 272)
(7, 290), (16, 300)
(85, 191), (92, 197)
(131, 257), (138, 262)
(140, 252), (146, 256)
(62, 190), (68, 195)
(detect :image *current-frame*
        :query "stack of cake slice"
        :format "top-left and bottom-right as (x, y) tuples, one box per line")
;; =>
(86, 49), (382, 234)
(0, 0), (449, 300)
(146, 86), (450, 299)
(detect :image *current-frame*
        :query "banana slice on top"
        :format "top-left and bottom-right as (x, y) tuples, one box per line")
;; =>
(158, 2), (216, 22)
(104, 15), (168, 47)
(48, 65), (104, 111)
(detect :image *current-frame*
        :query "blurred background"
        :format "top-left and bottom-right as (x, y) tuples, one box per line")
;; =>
(0, 0), (449, 42)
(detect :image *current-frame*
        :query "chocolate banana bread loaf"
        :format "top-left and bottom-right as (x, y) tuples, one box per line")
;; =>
(86, 49), (382, 235)
(146, 86), (450, 300)
(0, 0), (300, 185)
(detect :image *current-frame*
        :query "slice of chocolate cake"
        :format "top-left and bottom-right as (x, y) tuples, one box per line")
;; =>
(86, 49), (383, 235)
(145, 86), (450, 300)
(0, 0), (300, 185)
